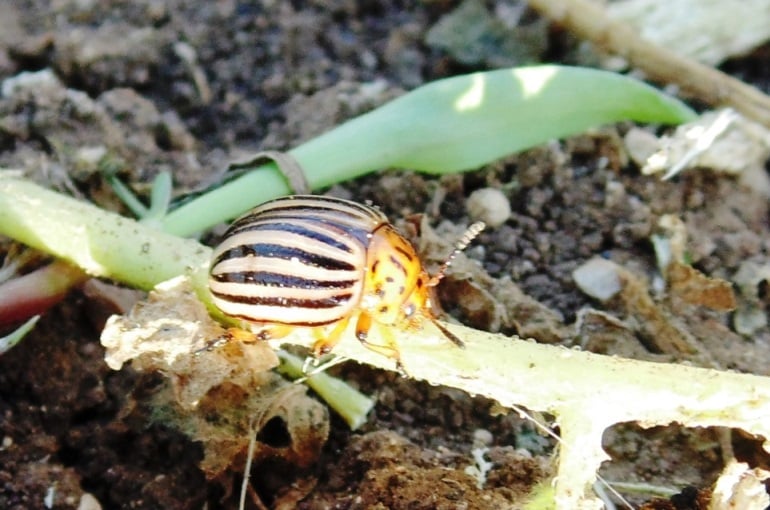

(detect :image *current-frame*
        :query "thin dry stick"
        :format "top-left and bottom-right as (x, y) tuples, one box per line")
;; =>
(527, 0), (770, 128)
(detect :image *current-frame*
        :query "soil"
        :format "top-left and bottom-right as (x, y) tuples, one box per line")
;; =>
(1, 1), (770, 509)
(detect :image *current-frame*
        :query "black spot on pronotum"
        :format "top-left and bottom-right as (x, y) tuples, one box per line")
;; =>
(388, 254), (407, 275)
(394, 245), (414, 261)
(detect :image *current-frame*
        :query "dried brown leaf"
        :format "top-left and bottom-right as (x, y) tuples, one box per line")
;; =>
(101, 276), (329, 480)
(667, 262), (737, 312)
(619, 270), (697, 354)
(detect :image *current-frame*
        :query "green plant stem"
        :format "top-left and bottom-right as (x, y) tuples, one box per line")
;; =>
(1, 315), (39, 354)
(0, 177), (209, 292)
(2, 176), (769, 508)
(276, 351), (375, 430)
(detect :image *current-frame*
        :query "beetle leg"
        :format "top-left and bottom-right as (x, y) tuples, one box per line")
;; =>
(354, 313), (404, 372)
(253, 324), (294, 341)
(195, 325), (280, 355)
(312, 317), (350, 357)
(194, 335), (230, 355)
(195, 326), (256, 355)
(354, 311), (373, 344)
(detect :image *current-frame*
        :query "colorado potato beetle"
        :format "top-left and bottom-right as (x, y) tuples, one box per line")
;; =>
(208, 195), (483, 364)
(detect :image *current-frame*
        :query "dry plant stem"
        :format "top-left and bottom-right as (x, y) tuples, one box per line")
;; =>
(3, 178), (769, 508)
(527, 0), (770, 128)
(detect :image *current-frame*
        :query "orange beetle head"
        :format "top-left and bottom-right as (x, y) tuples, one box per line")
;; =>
(363, 224), (432, 327)
(395, 269), (440, 327)
(363, 220), (484, 346)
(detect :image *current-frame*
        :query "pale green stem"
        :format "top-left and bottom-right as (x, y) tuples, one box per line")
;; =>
(0, 176), (209, 292)
(0, 315), (39, 354)
(276, 351), (375, 430)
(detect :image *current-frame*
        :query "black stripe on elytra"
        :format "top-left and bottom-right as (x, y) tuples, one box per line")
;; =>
(226, 314), (336, 327)
(211, 289), (353, 309)
(228, 220), (353, 253)
(255, 202), (380, 223)
(213, 244), (356, 271)
(271, 195), (382, 219)
(211, 270), (356, 289)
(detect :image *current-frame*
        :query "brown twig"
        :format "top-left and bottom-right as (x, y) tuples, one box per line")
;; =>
(528, 0), (770, 128)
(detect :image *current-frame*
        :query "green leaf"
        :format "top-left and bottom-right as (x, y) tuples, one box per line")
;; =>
(163, 65), (695, 236)
(0, 315), (39, 355)
(301, 65), (694, 175)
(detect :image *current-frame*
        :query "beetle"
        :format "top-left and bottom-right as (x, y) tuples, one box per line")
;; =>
(208, 195), (483, 365)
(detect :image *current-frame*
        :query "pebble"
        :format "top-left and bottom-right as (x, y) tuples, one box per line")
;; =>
(466, 187), (511, 228)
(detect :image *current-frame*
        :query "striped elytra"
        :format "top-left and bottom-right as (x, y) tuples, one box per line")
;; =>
(209, 194), (481, 363)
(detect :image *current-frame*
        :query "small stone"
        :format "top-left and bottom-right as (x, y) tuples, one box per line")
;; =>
(77, 493), (102, 510)
(466, 188), (510, 228)
(573, 257), (623, 301)
(472, 428), (493, 447)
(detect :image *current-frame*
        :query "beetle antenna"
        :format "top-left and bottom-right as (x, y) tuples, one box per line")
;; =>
(428, 221), (485, 286)
(430, 317), (465, 348)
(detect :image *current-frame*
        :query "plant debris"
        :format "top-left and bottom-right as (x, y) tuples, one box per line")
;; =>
(101, 277), (329, 484)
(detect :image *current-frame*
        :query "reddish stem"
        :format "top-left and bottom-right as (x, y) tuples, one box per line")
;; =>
(0, 260), (88, 328)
